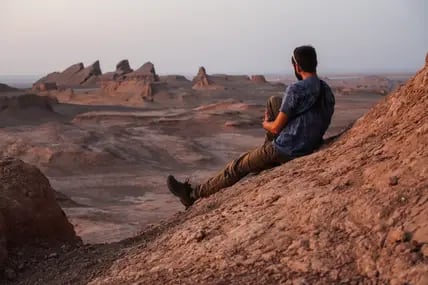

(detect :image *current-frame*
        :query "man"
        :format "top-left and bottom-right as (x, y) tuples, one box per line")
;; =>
(167, 45), (335, 208)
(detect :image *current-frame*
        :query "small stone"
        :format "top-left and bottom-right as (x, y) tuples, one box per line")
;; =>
(48, 252), (58, 259)
(194, 230), (206, 242)
(387, 228), (406, 244)
(300, 239), (310, 249)
(389, 176), (399, 186)
(4, 268), (17, 280)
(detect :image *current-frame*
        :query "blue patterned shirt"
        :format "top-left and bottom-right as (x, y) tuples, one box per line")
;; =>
(274, 76), (335, 157)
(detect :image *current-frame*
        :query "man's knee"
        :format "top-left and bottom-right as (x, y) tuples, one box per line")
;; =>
(266, 96), (282, 120)
(267, 96), (282, 106)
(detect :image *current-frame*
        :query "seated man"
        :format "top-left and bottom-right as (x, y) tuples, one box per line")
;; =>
(167, 45), (335, 208)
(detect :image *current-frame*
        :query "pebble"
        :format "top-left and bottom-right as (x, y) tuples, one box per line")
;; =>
(194, 230), (206, 242)
(389, 176), (399, 186)
(387, 228), (405, 244)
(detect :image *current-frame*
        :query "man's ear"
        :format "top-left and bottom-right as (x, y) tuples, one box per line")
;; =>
(295, 64), (302, 73)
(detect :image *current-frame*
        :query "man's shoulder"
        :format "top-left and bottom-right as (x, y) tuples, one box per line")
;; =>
(286, 80), (306, 96)
(286, 78), (318, 99)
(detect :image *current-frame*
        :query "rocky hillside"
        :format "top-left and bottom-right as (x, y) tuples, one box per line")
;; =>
(4, 54), (428, 285)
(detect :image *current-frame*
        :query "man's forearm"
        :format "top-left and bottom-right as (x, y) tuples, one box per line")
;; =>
(262, 112), (289, 135)
(263, 121), (279, 135)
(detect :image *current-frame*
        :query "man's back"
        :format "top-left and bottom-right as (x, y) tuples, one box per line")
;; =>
(274, 76), (335, 157)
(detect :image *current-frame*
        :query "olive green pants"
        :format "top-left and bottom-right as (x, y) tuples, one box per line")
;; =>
(193, 96), (289, 199)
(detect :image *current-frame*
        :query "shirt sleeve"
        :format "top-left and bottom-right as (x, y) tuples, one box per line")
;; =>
(280, 84), (300, 118)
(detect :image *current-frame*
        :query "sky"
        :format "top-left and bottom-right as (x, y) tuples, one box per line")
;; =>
(0, 0), (427, 76)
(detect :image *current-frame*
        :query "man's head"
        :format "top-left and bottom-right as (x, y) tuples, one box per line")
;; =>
(291, 45), (317, 80)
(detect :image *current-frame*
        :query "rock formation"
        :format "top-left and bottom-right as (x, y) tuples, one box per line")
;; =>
(115, 59), (133, 76)
(192, 66), (213, 88)
(0, 158), (78, 265)
(100, 59), (134, 81)
(0, 83), (18, 92)
(33, 61), (102, 89)
(251, 75), (268, 84)
(125, 62), (159, 82)
(101, 62), (164, 102)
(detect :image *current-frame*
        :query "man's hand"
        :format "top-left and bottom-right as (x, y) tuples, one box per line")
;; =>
(263, 112), (289, 135)
(264, 111), (269, 122)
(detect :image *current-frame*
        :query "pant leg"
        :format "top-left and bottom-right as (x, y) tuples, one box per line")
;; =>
(193, 143), (289, 198)
(264, 96), (283, 143)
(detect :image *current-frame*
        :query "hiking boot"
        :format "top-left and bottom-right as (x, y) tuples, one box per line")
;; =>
(167, 175), (195, 208)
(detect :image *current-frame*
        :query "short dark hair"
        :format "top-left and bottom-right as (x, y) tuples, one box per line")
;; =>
(293, 45), (317, 73)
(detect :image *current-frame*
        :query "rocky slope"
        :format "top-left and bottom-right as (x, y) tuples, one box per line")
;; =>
(4, 54), (428, 284)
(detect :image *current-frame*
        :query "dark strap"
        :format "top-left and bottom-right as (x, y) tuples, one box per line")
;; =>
(290, 80), (325, 119)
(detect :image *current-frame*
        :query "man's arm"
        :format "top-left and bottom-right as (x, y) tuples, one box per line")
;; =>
(263, 112), (288, 135)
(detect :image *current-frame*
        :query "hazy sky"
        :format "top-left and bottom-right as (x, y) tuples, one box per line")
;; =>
(0, 0), (427, 76)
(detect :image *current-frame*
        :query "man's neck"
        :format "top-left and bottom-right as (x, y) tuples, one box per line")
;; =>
(301, 72), (317, 80)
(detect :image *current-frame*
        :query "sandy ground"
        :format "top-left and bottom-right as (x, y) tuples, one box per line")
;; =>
(0, 82), (383, 244)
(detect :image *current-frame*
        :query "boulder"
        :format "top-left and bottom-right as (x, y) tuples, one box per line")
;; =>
(0, 158), (79, 265)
